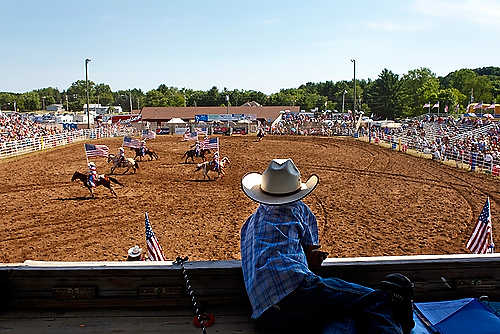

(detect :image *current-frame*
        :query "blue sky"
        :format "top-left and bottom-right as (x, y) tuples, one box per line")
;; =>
(1, 0), (499, 94)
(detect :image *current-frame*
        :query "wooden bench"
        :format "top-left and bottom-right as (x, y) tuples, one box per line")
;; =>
(1, 254), (499, 333)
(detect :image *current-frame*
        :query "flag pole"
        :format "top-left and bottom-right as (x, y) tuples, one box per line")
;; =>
(84, 143), (89, 166)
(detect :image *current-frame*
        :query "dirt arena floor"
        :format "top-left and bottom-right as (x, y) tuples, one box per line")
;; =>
(0, 135), (499, 263)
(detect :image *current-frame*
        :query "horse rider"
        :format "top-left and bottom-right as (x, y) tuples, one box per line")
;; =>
(191, 140), (201, 157)
(140, 140), (147, 157)
(212, 151), (220, 171)
(118, 147), (126, 165)
(88, 162), (98, 188)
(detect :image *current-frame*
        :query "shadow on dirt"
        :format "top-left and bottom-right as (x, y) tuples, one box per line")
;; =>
(53, 196), (94, 201)
(185, 179), (215, 183)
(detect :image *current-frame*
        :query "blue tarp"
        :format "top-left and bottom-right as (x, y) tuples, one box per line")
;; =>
(412, 298), (500, 334)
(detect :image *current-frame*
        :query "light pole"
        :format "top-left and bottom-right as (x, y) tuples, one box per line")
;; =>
(226, 95), (230, 131)
(350, 59), (356, 121)
(41, 96), (46, 111)
(342, 89), (347, 114)
(85, 58), (91, 129)
(129, 90), (133, 113)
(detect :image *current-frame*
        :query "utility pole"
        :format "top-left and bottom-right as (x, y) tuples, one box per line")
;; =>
(342, 90), (347, 113)
(85, 58), (91, 129)
(65, 95), (69, 111)
(351, 59), (356, 121)
(226, 95), (230, 131)
(129, 91), (133, 113)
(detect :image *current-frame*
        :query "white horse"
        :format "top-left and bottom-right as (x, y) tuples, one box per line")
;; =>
(195, 157), (230, 180)
(107, 154), (140, 174)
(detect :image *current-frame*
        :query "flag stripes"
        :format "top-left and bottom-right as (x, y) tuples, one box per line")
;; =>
(466, 197), (494, 254)
(84, 143), (109, 158)
(145, 212), (166, 261)
(123, 136), (143, 148)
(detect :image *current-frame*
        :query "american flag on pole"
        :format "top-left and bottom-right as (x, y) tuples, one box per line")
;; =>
(444, 105), (448, 113)
(201, 137), (219, 150)
(423, 103), (431, 108)
(487, 103), (495, 110)
(84, 143), (109, 158)
(455, 104), (460, 113)
(195, 127), (208, 136)
(123, 136), (143, 148)
(473, 102), (483, 110)
(183, 130), (198, 141)
(432, 102), (439, 109)
(145, 212), (166, 261)
(141, 130), (156, 140)
(466, 197), (494, 254)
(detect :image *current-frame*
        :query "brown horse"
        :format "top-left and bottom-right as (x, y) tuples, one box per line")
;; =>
(131, 147), (159, 161)
(195, 157), (230, 180)
(182, 148), (211, 163)
(71, 171), (124, 198)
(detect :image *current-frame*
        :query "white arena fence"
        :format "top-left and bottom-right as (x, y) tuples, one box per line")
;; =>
(0, 128), (117, 159)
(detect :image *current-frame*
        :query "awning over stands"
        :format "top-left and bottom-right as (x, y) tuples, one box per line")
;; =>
(166, 118), (186, 124)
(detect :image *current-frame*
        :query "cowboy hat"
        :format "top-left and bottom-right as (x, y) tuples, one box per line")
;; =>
(241, 158), (318, 206)
(128, 245), (142, 258)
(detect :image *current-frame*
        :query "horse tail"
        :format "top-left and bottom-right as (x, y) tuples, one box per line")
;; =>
(108, 176), (125, 187)
(195, 163), (203, 171)
(182, 151), (187, 158)
(134, 161), (140, 169)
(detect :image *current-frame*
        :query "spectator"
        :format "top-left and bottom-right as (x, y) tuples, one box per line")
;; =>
(240, 158), (415, 333)
(127, 245), (143, 261)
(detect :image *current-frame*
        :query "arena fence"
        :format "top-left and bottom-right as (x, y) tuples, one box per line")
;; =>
(0, 127), (117, 159)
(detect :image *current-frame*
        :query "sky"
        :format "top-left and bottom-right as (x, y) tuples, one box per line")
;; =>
(1, 0), (499, 94)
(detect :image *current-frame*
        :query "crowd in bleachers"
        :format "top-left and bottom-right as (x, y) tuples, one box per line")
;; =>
(270, 112), (355, 136)
(0, 112), (68, 143)
(367, 114), (500, 173)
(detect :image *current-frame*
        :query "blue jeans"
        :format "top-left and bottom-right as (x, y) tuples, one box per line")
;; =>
(257, 275), (402, 334)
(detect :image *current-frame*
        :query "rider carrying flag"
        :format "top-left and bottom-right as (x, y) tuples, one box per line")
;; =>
(212, 151), (220, 171)
(191, 140), (201, 157)
(118, 147), (126, 165)
(140, 139), (147, 157)
(88, 162), (98, 187)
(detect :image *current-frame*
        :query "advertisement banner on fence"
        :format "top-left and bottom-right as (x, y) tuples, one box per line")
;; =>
(207, 114), (221, 121)
(231, 113), (245, 121)
(175, 127), (189, 135)
(219, 114), (232, 121)
(244, 114), (257, 120)
(195, 114), (208, 122)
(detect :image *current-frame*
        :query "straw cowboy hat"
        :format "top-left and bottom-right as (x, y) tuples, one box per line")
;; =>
(241, 158), (319, 206)
(128, 245), (142, 258)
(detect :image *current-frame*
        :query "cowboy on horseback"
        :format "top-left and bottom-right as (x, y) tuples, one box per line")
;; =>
(191, 140), (201, 157)
(118, 147), (126, 166)
(140, 140), (147, 157)
(88, 162), (98, 188)
(211, 151), (220, 171)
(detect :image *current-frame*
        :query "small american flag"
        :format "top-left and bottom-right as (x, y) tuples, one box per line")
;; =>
(142, 130), (156, 140)
(201, 137), (219, 150)
(423, 103), (430, 108)
(84, 143), (109, 158)
(432, 102), (439, 109)
(183, 131), (198, 141)
(455, 104), (460, 112)
(444, 105), (448, 113)
(145, 212), (166, 261)
(487, 103), (495, 110)
(473, 102), (483, 110)
(123, 136), (143, 148)
(466, 197), (494, 254)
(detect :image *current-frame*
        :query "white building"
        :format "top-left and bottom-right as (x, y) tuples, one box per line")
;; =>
(55, 114), (74, 124)
(73, 113), (95, 124)
(83, 104), (123, 115)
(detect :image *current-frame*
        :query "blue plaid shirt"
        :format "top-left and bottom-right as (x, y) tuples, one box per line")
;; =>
(240, 201), (319, 319)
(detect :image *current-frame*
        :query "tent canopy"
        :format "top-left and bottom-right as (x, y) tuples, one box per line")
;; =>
(167, 117), (186, 124)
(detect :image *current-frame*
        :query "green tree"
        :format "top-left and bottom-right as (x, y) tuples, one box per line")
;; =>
(95, 84), (114, 105)
(367, 69), (402, 119)
(400, 68), (439, 117)
(22, 92), (41, 111)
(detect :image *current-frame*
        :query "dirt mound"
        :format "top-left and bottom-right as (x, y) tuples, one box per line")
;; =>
(0, 135), (498, 262)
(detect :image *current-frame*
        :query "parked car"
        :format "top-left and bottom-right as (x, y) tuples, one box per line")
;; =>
(212, 126), (230, 135)
(232, 127), (247, 135)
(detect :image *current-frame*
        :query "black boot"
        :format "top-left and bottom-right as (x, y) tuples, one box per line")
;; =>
(379, 273), (415, 334)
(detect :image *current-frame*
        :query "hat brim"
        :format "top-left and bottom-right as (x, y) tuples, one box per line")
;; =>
(241, 173), (319, 206)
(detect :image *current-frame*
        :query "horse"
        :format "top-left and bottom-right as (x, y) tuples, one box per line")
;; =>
(182, 148), (211, 163)
(257, 129), (265, 141)
(195, 156), (230, 180)
(107, 154), (140, 174)
(71, 171), (124, 198)
(131, 147), (159, 161)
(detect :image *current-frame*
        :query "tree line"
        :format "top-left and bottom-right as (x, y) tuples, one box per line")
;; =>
(1, 66), (498, 120)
